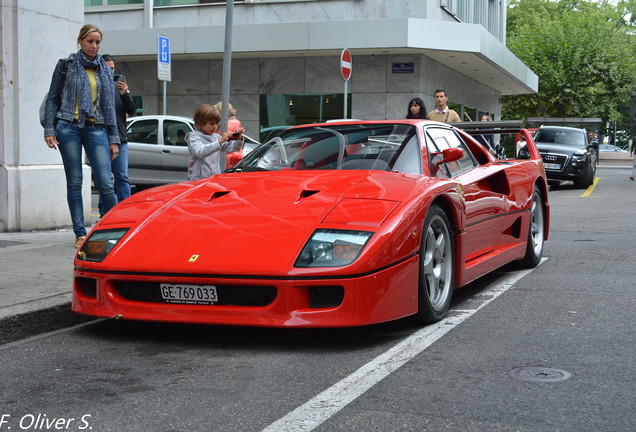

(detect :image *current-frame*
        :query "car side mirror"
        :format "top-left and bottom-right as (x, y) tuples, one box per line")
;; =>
(432, 148), (464, 165)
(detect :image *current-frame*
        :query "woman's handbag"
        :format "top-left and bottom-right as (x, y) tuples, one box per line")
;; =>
(40, 58), (69, 128)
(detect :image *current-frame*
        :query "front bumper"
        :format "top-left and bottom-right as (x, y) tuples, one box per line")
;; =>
(544, 163), (590, 181)
(541, 152), (591, 182)
(72, 256), (419, 328)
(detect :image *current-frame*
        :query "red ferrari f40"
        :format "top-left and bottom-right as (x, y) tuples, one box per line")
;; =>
(73, 120), (548, 327)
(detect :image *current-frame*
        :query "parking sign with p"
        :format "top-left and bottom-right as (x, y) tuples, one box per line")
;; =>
(157, 34), (171, 81)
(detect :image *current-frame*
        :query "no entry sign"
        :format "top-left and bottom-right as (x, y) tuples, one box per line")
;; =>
(341, 49), (352, 81)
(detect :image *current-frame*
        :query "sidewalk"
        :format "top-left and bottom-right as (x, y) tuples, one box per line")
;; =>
(597, 159), (633, 170)
(0, 161), (633, 343)
(0, 228), (93, 344)
(0, 229), (76, 320)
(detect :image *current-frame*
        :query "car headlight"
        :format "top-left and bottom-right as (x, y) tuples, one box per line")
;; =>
(571, 152), (586, 162)
(294, 229), (373, 267)
(77, 228), (129, 262)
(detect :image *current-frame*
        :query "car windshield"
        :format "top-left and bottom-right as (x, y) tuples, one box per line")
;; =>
(229, 123), (418, 173)
(534, 128), (585, 146)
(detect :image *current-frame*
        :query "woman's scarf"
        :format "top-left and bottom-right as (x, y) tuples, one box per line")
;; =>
(74, 50), (116, 129)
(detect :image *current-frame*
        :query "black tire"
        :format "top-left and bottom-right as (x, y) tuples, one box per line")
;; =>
(413, 204), (454, 323)
(574, 164), (594, 189)
(518, 186), (545, 268)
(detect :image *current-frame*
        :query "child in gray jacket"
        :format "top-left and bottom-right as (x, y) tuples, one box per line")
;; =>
(187, 104), (244, 180)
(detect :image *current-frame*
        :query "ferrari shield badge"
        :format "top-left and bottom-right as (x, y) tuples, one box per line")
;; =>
(456, 184), (464, 202)
(188, 255), (200, 262)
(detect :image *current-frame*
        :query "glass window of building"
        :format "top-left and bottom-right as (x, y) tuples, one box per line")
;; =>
(260, 93), (352, 132)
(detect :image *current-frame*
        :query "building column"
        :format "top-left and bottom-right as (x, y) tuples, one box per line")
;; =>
(0, 0), (89, 232)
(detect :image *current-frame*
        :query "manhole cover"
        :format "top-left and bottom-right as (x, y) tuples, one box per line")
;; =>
(509, 367), (572, 383)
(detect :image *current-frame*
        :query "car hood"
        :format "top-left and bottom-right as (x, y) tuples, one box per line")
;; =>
(95, 171), (427, 275)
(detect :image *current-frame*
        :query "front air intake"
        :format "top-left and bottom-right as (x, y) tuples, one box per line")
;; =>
(76, 277), (97, 299)
(308, 286), (344, 308)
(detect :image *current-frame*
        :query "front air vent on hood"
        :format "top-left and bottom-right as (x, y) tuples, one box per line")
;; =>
(205, 191), (231, 204)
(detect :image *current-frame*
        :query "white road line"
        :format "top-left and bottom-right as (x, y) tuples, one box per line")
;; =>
(262, 261), (545, 432)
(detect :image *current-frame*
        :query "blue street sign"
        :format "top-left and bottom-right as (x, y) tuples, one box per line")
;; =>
(392, 63), (414, 74)
(157, 34), (171, 81)
(158, 36), (170, 63)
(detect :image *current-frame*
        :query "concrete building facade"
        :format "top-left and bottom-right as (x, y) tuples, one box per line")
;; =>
(1, 0), (87, 233)
(0, 0), (537, 232)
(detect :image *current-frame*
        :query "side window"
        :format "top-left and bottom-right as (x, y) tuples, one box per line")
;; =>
(164, 120), (193, 147)
(425, 129), (451, 178)
(126, 119), (159, 145)
(391, 135), (422, 174)
(425, 128), (477, 178)
(447, 131), (478, 174)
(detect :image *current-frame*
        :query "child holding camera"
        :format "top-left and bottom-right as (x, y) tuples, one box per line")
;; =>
(186, 104), (244, 180)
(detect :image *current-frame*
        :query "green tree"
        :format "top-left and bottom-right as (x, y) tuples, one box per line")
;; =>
(504, 0), (636, 139)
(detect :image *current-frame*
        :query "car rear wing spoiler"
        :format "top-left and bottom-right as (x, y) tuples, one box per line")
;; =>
(450, 120), (524, 129)
(450, 120), (541, 160)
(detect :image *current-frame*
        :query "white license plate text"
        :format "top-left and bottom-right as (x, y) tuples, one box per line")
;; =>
(160, 283), (218, 304)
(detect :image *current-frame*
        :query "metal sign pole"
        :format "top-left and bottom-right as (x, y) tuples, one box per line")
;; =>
(344, 80), (348, 120)
(163, 81), (167, 116)
(219, 0), (234, 171)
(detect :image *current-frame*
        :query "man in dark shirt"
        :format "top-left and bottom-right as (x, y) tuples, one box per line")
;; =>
(587, 130), (599, 166)
(100, 54), (137, 215)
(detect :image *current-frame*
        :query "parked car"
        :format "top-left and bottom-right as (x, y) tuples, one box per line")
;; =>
(125, 115), (260, 188)
(74, 119), (549, 328)
(530, 126), (597, 188)
(598, 143), (627, 153)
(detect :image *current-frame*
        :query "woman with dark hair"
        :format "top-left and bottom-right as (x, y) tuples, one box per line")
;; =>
(43, 24), (120, 248)
(406, 97), (428, 119)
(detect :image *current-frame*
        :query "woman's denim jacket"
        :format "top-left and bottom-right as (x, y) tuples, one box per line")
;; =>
(43, 53), (120, 145)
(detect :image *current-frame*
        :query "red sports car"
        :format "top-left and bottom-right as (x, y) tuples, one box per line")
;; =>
(73, 120), (548, 327)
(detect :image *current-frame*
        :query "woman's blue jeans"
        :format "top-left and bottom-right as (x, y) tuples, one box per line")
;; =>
(56, 121), (117, 237)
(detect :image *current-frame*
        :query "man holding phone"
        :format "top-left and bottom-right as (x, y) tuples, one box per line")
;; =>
(101, 54), (137, 214)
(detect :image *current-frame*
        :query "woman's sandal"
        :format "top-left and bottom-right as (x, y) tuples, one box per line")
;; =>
(75, 236), (86, 248)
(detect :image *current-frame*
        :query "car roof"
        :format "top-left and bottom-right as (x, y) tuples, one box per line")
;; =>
(537, 125), (585, 132)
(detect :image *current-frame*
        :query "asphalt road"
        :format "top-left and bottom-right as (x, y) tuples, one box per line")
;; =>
(1, 166), (634, 432)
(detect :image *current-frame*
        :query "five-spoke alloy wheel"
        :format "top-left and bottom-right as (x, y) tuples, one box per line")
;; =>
(415, 204), (454, 323)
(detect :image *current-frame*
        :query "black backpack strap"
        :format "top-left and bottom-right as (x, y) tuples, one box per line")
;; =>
(60, 58), (69, 81)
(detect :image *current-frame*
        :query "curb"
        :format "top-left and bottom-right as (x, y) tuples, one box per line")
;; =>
(0, 302), (94, 346)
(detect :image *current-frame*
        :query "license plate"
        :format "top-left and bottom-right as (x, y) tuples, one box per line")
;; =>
(160, 283), (218, 305)
(544, 163), (561, 170)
